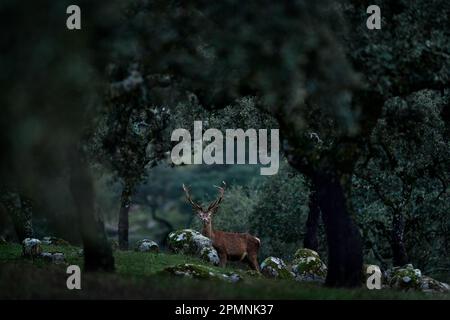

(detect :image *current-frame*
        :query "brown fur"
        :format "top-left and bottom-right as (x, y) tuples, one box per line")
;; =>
(203, 224), (260, 271)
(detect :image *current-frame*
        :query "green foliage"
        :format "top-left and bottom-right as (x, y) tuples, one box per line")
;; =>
(345, 0), (449, 98)
(354, 90), (450, 272)
(250, 162), (311, 260)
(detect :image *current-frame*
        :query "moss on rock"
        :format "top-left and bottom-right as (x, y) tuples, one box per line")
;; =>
(291, 248), (327, 281)
(167, 229), (219, 266)
(168, 229), (211, 254)
(260, 257), (294, 279)
(199, 246), (220, 265)
(387, 264), (422, 290)
(293, 248), (321, 261)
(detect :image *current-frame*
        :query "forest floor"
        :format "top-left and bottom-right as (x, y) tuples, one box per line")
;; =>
(0, 243), (448, 299)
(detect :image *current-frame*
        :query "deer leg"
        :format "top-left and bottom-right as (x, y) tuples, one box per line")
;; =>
(218, 251), (227, 268)
(248, 253), (260, 272)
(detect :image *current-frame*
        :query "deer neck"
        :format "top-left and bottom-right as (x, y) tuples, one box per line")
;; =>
(202, 221), (214, 239)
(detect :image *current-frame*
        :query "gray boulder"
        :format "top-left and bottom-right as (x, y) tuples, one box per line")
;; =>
(22, 238), (42, 258)
(135, 239), (159, 253)
(260, 256), (294, 279)
(199, 246), (220, 266)
(291, 248), (327, 283)
(167, 229), (219, 265)
(419, 276), (450, 294)
(40, 252), (66, 264)
(386, 264), (422, 290)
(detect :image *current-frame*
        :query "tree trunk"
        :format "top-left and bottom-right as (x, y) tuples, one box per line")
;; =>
(391, 212), (408, 266)
(70, 154), (115, 272)
(150, 206), (174, 247)
(304, 187), (320, 251)
(118, 182), (132, 250)
(313, 171), (363, 287)
(1, 192), (33, 242)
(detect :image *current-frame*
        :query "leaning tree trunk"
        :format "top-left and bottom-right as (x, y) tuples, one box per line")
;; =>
(118, 182), (132, 250)
(304, 187), (320, 252)
(391, 212), (409, 267)
(70, 153), (115, 272)
(0, 192), (33, 242)
(313, 171), (363, 287)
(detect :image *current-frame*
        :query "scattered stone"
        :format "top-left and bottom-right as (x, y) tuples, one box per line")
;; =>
(260, 257), (294, 279)
(291, 248), (327, 283)
(419, 276), (450, 294)
(135, 239), (159, 253)
(22, 238), (42, 258)
(40, 252), (66, 264)
(163, 263), (242, 283)
(41, 236), (70, 246)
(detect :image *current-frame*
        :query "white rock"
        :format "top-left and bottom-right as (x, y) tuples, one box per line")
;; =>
(40, 252), (66, 264)
(22, 238), (42, 257)
(135, 239), (159, 252)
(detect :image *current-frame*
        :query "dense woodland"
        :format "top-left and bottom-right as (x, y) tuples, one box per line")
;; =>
(0, 0), (449, 293)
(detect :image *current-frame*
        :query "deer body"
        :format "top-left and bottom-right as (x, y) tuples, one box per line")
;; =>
(183, 182), (260, 271)
(202, 224), (260, 270)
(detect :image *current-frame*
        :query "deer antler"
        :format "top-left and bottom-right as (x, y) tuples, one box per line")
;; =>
(182, 184), (203, 211)
(207, 181), (226, 213)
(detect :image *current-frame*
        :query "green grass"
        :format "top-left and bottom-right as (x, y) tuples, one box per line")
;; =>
(0, 243), (448, 300)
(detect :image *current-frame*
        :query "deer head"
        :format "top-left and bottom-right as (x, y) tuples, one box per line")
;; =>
(182, 181), (226, 225)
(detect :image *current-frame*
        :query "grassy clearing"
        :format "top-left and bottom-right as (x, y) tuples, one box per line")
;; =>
(0, 243), (448, 300)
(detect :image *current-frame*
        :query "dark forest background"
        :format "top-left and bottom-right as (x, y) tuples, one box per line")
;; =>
(0, 0), (449, 287)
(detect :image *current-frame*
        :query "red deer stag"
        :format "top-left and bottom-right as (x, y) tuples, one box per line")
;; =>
(182, 182), (260, 271)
